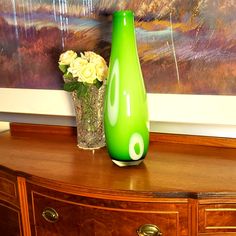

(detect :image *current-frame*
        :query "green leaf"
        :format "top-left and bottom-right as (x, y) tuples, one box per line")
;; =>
(63, 81), (80, 92)
(76, 83), (88, 98)
(94, 79), (103, 89)
(63, 72), (73, 80)
(59, 64), (67, 73)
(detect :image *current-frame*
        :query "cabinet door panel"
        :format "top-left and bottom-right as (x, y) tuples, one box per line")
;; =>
(0, 203), (21, 236)
(199, 203), (236, 234)
(30, 191), (188, 236)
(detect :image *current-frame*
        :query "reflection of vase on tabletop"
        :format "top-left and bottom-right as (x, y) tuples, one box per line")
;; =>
(104, 10), (149, 167)
(72, 83), (106, 150)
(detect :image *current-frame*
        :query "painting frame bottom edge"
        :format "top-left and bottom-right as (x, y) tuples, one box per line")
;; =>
(0, 88), (236, 138)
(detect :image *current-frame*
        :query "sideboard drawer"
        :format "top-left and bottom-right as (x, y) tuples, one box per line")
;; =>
(199, 203), (236, 234)
(27, 184), (189, 236)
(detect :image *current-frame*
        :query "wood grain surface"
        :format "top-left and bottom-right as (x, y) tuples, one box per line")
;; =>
(10, 122), (236, 148)
(1, 126), (236, 199)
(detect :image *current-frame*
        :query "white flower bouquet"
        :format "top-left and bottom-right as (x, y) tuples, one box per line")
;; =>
(58, 50), (108, 149)
(58, 50), (108, 98)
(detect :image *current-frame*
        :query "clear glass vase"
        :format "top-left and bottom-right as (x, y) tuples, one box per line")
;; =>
(72, 83), (106, 150)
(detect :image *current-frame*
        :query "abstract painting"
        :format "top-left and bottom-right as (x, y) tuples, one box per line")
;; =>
(0, 0), (235, 95)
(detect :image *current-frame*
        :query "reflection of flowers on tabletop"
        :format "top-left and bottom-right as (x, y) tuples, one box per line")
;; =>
(58, 50), (108, 97)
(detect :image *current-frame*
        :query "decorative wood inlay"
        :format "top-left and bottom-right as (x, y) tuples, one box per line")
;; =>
(198, 233), (236, 236)
(199, 204), (236, 233)
(205, 208), (236, 230)
(31, 190), (180, 214)
(206, 226), (236, 229)
(0, 176), (17, 198)
(198, 199), (236, 204)
(206, 208), (236, 211)
(17, 177), (31, 236)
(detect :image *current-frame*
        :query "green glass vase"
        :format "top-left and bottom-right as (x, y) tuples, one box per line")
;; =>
(104, 10), (149, 167)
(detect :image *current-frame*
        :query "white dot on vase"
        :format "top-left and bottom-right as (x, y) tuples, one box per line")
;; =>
(129, 133), (144, 160)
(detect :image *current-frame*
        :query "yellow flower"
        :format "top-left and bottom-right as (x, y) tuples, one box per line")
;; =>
(78, 62), (97, 84)
(84, 51), (106, 65)
(83, 51), (108, 82)
(84, 51), (97, 61)
(95, 63), (108, 82)
(59, 50), (108, 86)
(59, 50), (77, 65)
(67, 57), (88, 78)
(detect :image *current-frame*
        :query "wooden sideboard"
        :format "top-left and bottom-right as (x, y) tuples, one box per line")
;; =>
(1, 124), (236, 236)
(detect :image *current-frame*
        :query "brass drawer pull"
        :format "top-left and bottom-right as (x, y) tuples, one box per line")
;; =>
(137, 224), (162, 236)
(42, 207), (59, 223)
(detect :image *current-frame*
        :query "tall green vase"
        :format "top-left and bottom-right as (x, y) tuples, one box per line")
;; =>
(104, 10), (149, 167)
